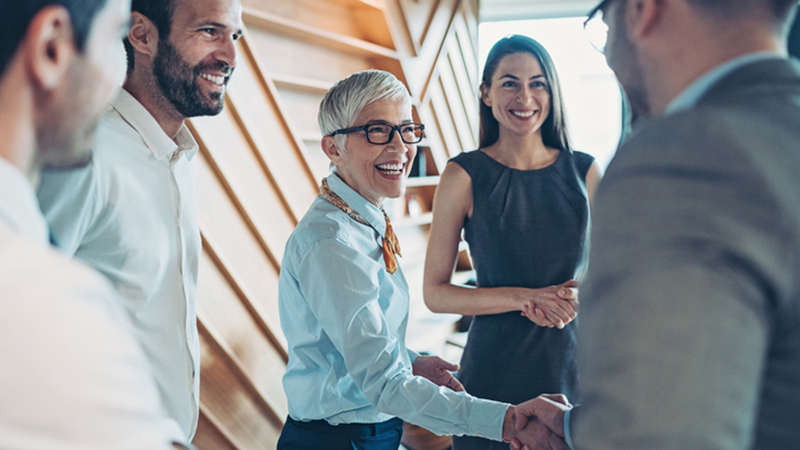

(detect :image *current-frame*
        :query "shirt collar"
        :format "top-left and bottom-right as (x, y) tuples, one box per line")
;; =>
(111, 89), (199, 162)
(0, 158), (48, 243)
(327, 168), (387, 237)
(665, 52), (785, 115)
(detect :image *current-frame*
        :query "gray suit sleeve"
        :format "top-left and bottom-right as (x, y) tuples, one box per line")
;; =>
(572, 114), (792, 450)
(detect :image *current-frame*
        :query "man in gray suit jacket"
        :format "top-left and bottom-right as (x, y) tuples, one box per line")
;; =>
(511, 0), (800, 449)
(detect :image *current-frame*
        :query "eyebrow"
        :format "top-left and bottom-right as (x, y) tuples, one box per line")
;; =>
(498, 74), (546, 80)
(198, 21), (244, 34)
(365, 119), (414, 125)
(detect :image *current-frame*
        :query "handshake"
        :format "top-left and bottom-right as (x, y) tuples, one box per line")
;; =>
(503, 394), (573, 450)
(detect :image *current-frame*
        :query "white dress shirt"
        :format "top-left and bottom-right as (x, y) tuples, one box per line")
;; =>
(0, 157), (186, 449)
(37, 89), (202, 438)
(279, 171), (510, 440)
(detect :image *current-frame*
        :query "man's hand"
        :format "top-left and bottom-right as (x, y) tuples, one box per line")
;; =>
(509, 417), (569, 450)
(412, 355), (464, 392)
(514, 394), (572, 438)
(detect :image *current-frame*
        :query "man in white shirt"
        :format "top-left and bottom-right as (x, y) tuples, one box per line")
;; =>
(37, 0), (244, 439)
(0, 0), (191, 447)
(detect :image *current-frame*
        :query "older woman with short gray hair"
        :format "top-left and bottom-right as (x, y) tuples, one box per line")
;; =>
(275, 70), (567, 450)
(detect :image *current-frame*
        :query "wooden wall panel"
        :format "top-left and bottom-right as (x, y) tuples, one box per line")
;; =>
(189, 0), (480, 447)
(197, 333), (283, 449)
(193, 154), (287, 352)
(190, 112), (297, 261)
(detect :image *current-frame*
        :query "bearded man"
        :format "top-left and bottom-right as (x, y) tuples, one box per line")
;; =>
(37, 0), (243, 440)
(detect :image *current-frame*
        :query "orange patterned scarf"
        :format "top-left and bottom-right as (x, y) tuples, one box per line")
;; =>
(320, 178), (402, 274)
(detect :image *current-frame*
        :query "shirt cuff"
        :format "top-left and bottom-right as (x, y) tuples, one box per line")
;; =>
(564, 408), (574, 450)
(468, 398), (511, 442)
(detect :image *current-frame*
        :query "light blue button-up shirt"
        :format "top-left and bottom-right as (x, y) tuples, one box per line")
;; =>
(278, 170), (509, 440)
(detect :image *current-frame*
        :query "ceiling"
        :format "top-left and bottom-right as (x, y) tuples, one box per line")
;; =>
(480, 0), (599, 22)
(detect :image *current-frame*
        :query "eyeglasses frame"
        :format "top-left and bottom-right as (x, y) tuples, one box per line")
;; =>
(584, 0), (613, 53)
(329, 122), (426, 145)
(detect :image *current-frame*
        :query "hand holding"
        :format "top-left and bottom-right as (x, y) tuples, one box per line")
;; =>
(412, 355), (464, 392)
(514, 394), (572, 438)
(508, 416), (569, 450)
(520, 280), (580, 328)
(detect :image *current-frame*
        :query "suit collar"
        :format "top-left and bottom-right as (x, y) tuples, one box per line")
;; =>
(665, 53), (786, 115)
(697, 56), (800, 107)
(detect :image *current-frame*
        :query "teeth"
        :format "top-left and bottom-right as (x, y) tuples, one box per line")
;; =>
(376, 163), (404, 171)
(511, 110), (534, 118)
(200, 73), (225, 85)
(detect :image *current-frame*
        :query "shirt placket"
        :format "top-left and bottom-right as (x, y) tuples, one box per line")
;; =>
(169, 150), (198, 429)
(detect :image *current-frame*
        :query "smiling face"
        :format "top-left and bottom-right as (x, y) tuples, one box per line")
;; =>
(153, 0), (243, 118)
(481, 52), (551, 139)
(325, 97), (417, 207)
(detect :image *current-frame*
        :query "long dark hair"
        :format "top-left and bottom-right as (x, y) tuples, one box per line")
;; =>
(479, 35), (572, 152)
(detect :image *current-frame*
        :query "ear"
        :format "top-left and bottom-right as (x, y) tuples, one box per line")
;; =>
(480, 83), (492, 107)
(127, 12), (159, 61)
(25, 6), (77, 91)
(627, 0), (663, 40)
(321, 135), (346, 166)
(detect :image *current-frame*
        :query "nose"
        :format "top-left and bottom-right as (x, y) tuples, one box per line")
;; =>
(517, 86), (534, 104)
(215, 35), (239, 71)
(389, 128), (407, 149)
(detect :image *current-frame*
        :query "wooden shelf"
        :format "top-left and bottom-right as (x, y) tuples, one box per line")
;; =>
(325, 0), (384, 9)
(271, 73), (333, 94)
(243, 7), (400, 60)
(394, 212), (433, 228)
(405, 175), (440, 187)
(299, 133), (322, 142)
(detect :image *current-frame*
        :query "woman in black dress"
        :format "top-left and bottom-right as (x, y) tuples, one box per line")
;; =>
(423, 35), (601, 450)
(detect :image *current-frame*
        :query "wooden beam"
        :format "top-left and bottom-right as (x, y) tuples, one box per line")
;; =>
(198, 318), (287, 426)
(243, 7), (400, 60)
(200, 233), (289, 360)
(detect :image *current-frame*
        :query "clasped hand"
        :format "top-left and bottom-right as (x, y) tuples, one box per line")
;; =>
(520, 280), (579, 329)
(506, 394), (572, 450)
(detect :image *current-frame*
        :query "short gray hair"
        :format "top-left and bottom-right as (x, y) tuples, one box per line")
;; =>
(318, 70), (411, 152)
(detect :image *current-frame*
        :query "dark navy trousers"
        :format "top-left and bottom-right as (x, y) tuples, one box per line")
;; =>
(277, 416), (404, 450)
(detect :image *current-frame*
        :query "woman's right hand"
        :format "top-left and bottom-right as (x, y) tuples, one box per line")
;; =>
(519, 281), (579, 328)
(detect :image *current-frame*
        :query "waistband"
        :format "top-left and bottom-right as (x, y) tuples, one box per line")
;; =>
(285, 416), (404, 438)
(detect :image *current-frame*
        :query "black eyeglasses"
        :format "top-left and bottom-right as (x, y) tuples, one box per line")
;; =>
(330, 122), (425, 145)
(584, 0), (612, 53)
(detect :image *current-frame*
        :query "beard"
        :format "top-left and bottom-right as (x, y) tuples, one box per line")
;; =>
(152, 37), (231, 118)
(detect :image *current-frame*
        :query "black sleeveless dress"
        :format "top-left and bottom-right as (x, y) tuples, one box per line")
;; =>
(450, 149), (593, 450)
